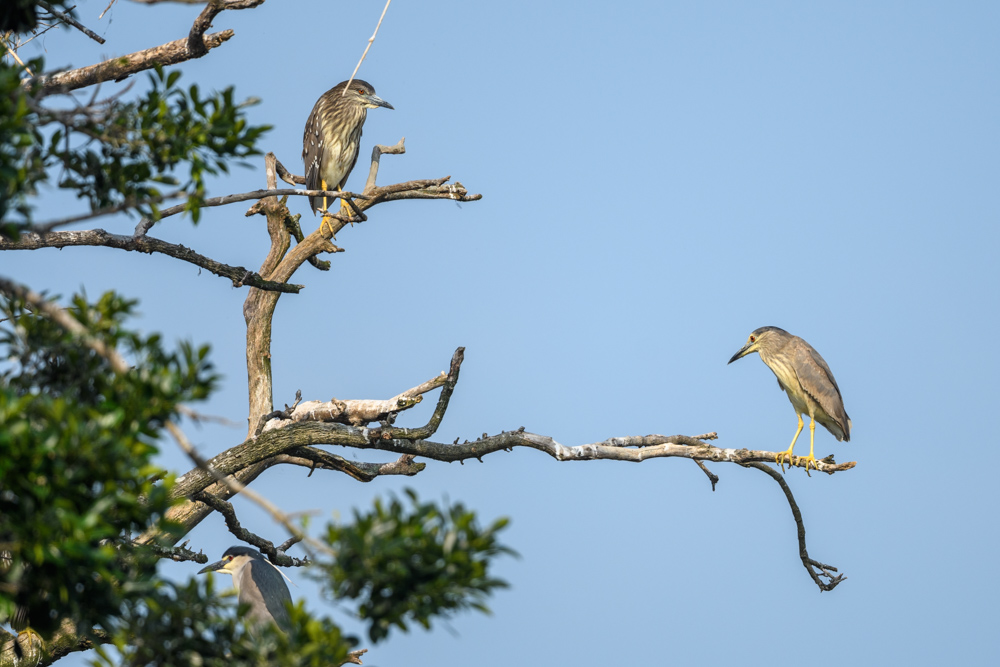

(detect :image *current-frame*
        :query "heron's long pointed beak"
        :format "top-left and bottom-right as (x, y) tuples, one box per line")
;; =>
(368, 94), (393, 110)
(198, 559), (227, 574)
(728, 344), (753, 365)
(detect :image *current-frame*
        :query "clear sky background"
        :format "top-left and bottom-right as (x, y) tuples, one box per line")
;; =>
(7, 1), (999, 665)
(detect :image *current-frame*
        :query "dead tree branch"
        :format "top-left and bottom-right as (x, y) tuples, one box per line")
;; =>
(38, 2), (106, 44)
(365, 138), (406, 192)
(191, 492), (310, 567)
(742, 462), (847, 591)
(0, 230), (302, 293)
(33, 30), (234, 93)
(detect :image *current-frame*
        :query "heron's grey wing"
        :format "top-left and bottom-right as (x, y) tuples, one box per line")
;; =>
(792, 342), (851, 441)
(242, 560), (292, 633)
(302, 98), (327, 213)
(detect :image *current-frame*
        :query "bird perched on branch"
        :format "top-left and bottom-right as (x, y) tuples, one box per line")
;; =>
(199, 545), (293, 634)
(302, 79), (393, 235)
(728, 326), (851, 472)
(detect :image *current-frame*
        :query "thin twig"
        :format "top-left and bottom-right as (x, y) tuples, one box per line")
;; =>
(30, 189), (185, 233)
(742, 461), (847, 591)
(364, 138), (405, 192)
(343, 0), (392, 96)
(191, 491), (310, 567)
(133, 188), (361, 237)
(693, 459), (719, 491)
(2, 34), (34, 76)
(98, 0), (119, 21)
(38, 1), (107, 44)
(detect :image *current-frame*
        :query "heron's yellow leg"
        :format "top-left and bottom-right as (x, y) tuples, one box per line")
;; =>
(338, 195), (357, 226)
(318, 179), (337, 237)
(15, 628), (42, 661)
(776, 414), (804, 472)
(798, 418), (819, 472)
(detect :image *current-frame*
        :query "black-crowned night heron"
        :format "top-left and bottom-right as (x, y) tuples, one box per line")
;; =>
(302, 79), (393, 235)
(198, 546), (292, 634)
(728, 326), (852, 471)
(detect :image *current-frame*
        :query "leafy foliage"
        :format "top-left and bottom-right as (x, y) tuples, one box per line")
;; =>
(93, 578), (356, 667)
(0, 57), (45, 230)
(318, 489), (514, 642)
(0, 291), (217, 634)
(0, 59), (271, 229)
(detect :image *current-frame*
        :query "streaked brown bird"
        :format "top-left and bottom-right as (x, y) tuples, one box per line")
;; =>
(302, 79), (393, 234)
(728, 326), (852, 471)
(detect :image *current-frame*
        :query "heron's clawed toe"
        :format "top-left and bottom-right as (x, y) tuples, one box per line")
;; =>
(319, 214), (336, 238)
(799, 453), (818, 472)
(775, 449), (797, 472)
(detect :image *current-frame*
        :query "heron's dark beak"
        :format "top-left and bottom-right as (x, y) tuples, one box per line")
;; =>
(198, 559), (226, 574)
(368, 94), (393, 110)
(728, 344), (752, 365)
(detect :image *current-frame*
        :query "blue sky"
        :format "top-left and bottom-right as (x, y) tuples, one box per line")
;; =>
(7, 1), (999, 665)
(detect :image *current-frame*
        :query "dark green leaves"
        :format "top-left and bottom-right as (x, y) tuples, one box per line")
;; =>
(0, 290), (217, 634)
(0, 58), (271, 227)
(317, 489), (514, 643)
(93, 578), (357, 667)
(0, 56), (45, 229)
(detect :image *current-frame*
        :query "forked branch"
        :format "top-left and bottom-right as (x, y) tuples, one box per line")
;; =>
(743, 462), (847, 591)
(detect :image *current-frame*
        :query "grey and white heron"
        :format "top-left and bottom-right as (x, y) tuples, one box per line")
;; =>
(198, 546), (292, 634)
(302, 79), (394, 235)
(728, 326), (852, 471)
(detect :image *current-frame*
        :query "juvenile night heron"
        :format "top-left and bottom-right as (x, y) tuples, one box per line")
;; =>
(728, 326), (852, 471)
(198, 546), (292, 634)
(302, 79), (393, 235)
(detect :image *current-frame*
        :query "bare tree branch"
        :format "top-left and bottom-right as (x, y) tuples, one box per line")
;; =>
(33, 30), (234, 93)
(164, 421), (335, 559)
(0, 230), (303, 293)
(191, 491), (311, 567)
(365, 138), (406, 192)
(38, 2), (107, 44)
(742, 462), (847, 591)
(29, 190), (186, 233)
(693, 459), (719, 491)
(142, 540), (207, 564)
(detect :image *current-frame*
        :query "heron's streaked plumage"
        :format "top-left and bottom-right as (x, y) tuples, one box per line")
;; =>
(728, 326), (852, 469)
(302, 79), (393, 214)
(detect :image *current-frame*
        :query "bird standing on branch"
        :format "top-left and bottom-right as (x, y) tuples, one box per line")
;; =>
(728, 326), (852, 472)
(302, 80), (394, 236)
(198, 546), (293, 634)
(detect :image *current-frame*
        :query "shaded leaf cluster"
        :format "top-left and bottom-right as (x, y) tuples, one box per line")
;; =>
(0, 59), (271, 228)
(92, 577), (356, 667)
(317, 489), (514, 642)
(0, 290), (217, 634)
(0, 56), (46, 230)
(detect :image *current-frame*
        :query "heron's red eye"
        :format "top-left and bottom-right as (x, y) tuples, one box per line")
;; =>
(749, 335), (756, 343)
(357, 89), (365, 94)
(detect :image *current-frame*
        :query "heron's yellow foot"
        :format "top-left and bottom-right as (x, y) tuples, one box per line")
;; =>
(798, 453), (818, 472)
(319, 213), (337, 238)
(339, 198), (355, 226)
(15, 628), (42, 660)
(775, 448), (797, 472)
